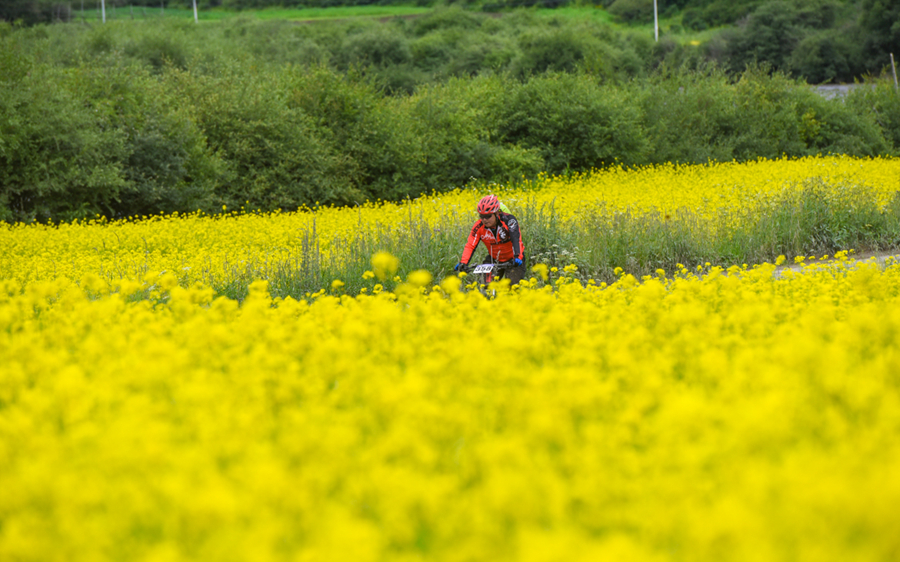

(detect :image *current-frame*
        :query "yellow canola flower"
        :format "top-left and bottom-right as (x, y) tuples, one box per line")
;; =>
(440, 275), (462, 294)
(371, 252), (400, 282)
(3, 156), (900, 561)
(2, 156), (900, 293)
(158, 272), (179, 291)
(1, 260), (899, 561)
(407, 270), (433, 288)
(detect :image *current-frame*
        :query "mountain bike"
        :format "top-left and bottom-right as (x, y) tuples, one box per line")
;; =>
(460, 261), (514, 296)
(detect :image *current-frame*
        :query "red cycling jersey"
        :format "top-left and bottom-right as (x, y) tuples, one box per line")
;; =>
(460, 211), (525, 264)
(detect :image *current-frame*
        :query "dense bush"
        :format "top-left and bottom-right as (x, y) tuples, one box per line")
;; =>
(680, 0), (760, 29)
(681, 8), (708, 31)
(712, 0), (864, 83)
(0, 68), (126, 222)
(638, 66), (742, 164)
(846, 81), (900, 151)
(75, 63), (219, 217)
(724, 1), (805, 74)
(493, 73), (650, 171)
(788, 30), (856, 84)
(637, 64), (892, 165)
(607, 0), (654, 23)
(0, 51), (222, 222)
(510, 27), (591, 76)
(0, 0), (55, 25)
(859, 0), (900, 74)
(728, 68), (890, 159)
(168, 62), (358, 210)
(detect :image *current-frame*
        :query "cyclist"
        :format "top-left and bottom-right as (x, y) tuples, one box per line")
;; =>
(454, 195), (526, 285)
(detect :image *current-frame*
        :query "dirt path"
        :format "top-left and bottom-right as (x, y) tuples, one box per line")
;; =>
(774, 249), (900, 276)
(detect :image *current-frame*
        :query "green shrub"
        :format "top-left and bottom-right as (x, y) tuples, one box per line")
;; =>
(404, 84), (495, 192)
(792, 0), (843, 30)
(55, 59), (220, 217)
(651, 39), (707, 72)
(639, 65), (741, 164)
(730, 67), (890, 160)
(846, 80), (900, 153)
(715, 0), (860, 82)
(233, 20), (330, 67)
(0, 43), (220, 221)
(463, 35), (519, 75)
(84, 23), (118, 56)
(859, 0), (900, 74)
(607, 0), (654, 23)
(698, 0), (759, 27)
(170, 62), (358, 210)
(410, 5), (484, 36)
(288, 66), (420, 200)
(0, 64), (128, 222)
(0, 0), (55, 25)
(788, 30), (855, 84)
(0, 35), (31, 82)
(409, 31), (457, 71)
(362, 76), (509, 198)
(640, 65), (891, 165)
(725, 1), (804, 74)
(493, 73), (650, 172)
(510, 27), (593, 76)
(123, 23), (191, 70)
(681, 8), (707, 31)
(338, 24), (413, 69)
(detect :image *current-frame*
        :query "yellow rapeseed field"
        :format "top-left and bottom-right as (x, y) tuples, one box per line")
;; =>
(1, 155), (898, 290)
(2, 157), (900, 561)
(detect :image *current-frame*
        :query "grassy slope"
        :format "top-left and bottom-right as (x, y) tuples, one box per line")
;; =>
(66, 4), (717, 45)
(70, 5), (437, 22)
(527, 6), (724, 45)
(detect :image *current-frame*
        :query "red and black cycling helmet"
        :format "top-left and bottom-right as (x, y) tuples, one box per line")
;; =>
(477, 194), (500, 215)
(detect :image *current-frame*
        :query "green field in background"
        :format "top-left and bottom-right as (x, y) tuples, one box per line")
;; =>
(70, 5), (437, 22)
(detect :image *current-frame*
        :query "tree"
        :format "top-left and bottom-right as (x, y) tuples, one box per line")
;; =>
(859, 0), (900, 74)
(0, 0), (54, 25)
(726, 1), (804, 74)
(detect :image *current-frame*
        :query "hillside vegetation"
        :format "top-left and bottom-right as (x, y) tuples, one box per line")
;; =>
(4, 0), (899, 81)
(1, 5), (900, 222)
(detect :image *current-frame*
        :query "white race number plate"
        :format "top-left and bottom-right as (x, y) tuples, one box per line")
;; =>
(472, 264), (494, 274)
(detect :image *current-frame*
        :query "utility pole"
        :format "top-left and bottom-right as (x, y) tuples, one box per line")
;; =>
(193, 0), (198, 23)
(892, 53), (899, 92)
(654, 0), (659, 42)
(101, 0), (105, 22)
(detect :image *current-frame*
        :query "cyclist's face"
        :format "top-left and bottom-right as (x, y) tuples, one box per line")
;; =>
(480, 213), (497, 227)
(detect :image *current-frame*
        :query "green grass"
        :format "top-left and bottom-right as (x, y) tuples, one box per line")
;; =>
(64, 3), (723, 48)
(204, 181), (900, 302)
(529, 6), (616, 24)
(529, 6), (729, 46)
(67, 4), (436, 23)
(237, 6), (434, 21)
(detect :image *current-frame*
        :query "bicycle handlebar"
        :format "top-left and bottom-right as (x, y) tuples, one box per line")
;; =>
(460, 262), (515, 274)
